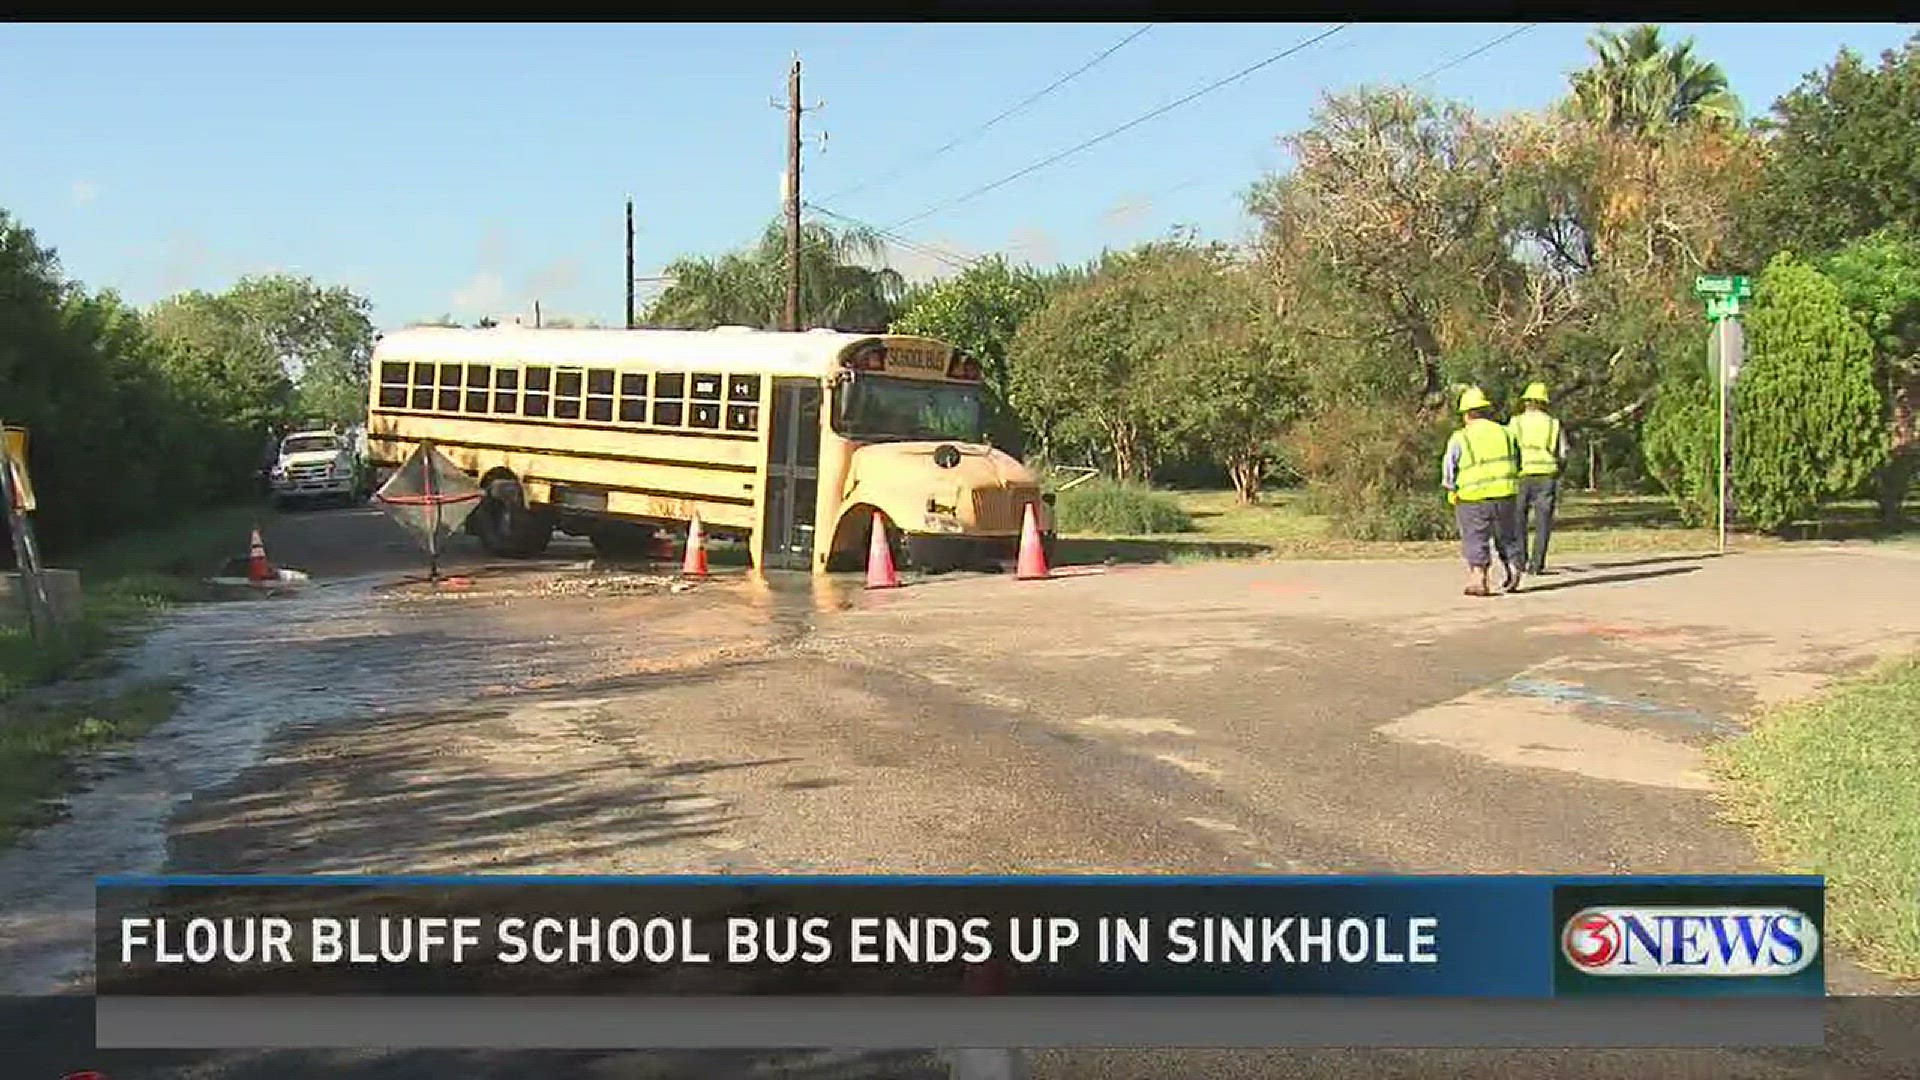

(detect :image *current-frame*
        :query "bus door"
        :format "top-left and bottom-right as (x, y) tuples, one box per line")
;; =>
(761, 378), (822, 571)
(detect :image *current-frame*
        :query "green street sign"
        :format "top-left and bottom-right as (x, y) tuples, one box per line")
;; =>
(1693, 274), (1752, 299)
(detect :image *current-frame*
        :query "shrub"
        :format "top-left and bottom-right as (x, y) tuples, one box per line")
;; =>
(1287, 404), (1454, 540)
(1050, 477), (1193, 535)
(1734, 254), (1889, 531)
(1642, 376), (1719, 527)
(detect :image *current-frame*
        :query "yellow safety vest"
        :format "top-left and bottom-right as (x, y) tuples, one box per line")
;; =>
(1448, 418), (1519, 502)
(1509, 410), (1562, 477)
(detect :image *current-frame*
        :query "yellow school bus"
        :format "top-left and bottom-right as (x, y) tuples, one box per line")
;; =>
(365, 326), (1055, 573)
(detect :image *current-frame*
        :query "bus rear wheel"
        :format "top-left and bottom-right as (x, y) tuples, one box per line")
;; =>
(473, 478), (553, 558)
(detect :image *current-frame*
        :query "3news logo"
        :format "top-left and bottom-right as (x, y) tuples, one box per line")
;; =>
(1552, 884), (1824, 994)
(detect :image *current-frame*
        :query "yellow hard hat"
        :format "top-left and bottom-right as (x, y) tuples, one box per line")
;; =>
(1458, 386), (1492, 413)
(1522, 381), (1551, 404)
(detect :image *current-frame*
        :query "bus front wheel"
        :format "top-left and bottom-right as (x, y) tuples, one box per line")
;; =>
(474, 478), (553, 558)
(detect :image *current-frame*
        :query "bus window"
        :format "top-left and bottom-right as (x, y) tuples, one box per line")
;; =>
(437, 364), (462, 412)
(726, 405), (758, 432)
(410, 362), (434, 410)
(586, 368), (615, 422)
(492, 367), (520, 414)
(653, 372), (686, 426)
(691, 403), (721, 429)
(465, 364), (491, 413)
(619, 373), (649, 422)
(378, 362), (408, 408)
(691, 373), (723, 401)
(728, 375), (761, 402)
(524, 366), (552, 418)
(553, 368), (583, 420)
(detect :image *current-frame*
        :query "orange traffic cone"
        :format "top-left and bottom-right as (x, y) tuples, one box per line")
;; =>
(865, 510), (900, 589)
(682, 514), (709, 578)
(1015, 502), (1050, 580)
(247, 526), (272, 582)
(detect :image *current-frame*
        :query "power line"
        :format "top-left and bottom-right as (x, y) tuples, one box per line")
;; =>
(1410, 23), (1538, 85)
(1117, 23), (1544, 230)
(884, 24), (1352, 233)
(805, 201), (982, 273)
(818, 24), (1155, 205)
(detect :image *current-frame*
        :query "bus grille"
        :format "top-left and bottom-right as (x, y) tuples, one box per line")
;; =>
(971, 487), (1038, 533)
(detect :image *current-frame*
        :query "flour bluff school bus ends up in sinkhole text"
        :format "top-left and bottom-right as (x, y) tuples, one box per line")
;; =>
(365, 325), (1057, 573)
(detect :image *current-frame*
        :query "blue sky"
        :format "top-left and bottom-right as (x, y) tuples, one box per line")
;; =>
(2, 22), (1913, 330)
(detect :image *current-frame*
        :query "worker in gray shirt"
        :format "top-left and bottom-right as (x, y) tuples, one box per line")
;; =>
(1507, 382), (1569, 575)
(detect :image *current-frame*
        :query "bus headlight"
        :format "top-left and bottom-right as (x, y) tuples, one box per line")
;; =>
(920, 512), (965, 534)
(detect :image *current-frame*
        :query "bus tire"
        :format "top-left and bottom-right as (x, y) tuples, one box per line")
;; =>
(474, 478), (552, 558)
(589, 520), (658, 562)
(827, 507), (907, 573)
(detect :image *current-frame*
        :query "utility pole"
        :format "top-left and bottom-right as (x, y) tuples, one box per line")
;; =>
(784, 58), (803, 332)
(625, 196), (636, 330)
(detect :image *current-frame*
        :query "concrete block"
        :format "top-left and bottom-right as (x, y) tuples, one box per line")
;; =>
(1, 568), (83, 626)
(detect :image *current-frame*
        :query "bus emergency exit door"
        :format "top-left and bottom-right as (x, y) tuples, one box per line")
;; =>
(761, 379), (821, 571)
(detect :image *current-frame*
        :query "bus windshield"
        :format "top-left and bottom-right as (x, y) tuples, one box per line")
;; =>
(836, 376), (985, 443)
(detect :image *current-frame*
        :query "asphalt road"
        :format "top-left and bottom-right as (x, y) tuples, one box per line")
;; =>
(7, 503), (1918, 1078)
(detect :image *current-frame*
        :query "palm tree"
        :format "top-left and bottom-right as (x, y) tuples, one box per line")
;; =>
(1568, 25), (1742, 136)
(644, 220), (907, 332)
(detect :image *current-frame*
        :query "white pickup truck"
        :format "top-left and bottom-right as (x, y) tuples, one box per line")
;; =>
(268, 429), (362, 508)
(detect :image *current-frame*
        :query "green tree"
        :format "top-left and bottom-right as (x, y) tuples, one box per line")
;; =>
(1249, 88), (1519, 406)
(1, 208), (281, 548)
(1008, 260), (1154, 477)
(645, 220), (904, 332)
(1732, 253), (1888, 531)
(1741, 36), (1920, 262)
(1008, 240), (1298, 490)
(223, 274), (376, 426)
(147, 291), (296, 499)
(890, 255), (1053, 445)
(1567, 25), (1742, 136)
(1152, 263), (1302, 503)
(1642, 372), (1720, 527)
(1822, 229), (1920, 522)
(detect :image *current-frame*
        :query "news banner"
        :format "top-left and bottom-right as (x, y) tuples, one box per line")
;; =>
(95, 874), (1826, 1048)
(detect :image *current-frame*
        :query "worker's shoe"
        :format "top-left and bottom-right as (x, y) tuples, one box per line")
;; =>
(1464, 567), (1492, 597)
(1501, 563), (1523, 592)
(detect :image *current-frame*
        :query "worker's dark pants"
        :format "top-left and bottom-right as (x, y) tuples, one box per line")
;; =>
(1456, 497), (1522, 571)
(1517, 475), (1559, 572)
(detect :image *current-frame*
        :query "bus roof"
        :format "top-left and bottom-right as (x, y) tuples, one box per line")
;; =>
(371, 326), (931, 376)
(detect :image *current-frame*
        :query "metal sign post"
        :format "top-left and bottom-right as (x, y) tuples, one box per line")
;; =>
(1693, 275), (1751, 555)
(0, 421), (54, 638)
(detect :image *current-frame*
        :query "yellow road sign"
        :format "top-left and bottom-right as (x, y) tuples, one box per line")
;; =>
(4, 426), (34, 512)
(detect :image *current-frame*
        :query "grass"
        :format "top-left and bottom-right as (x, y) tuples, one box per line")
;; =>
(1715, 654), (1920, 980)
(0, 682), (179, 846)
(1055, 486), (1920, 564)
(1, 505), (254, 701)
(1050, 477), (1192, 535)
(0, 506), (256, 849)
